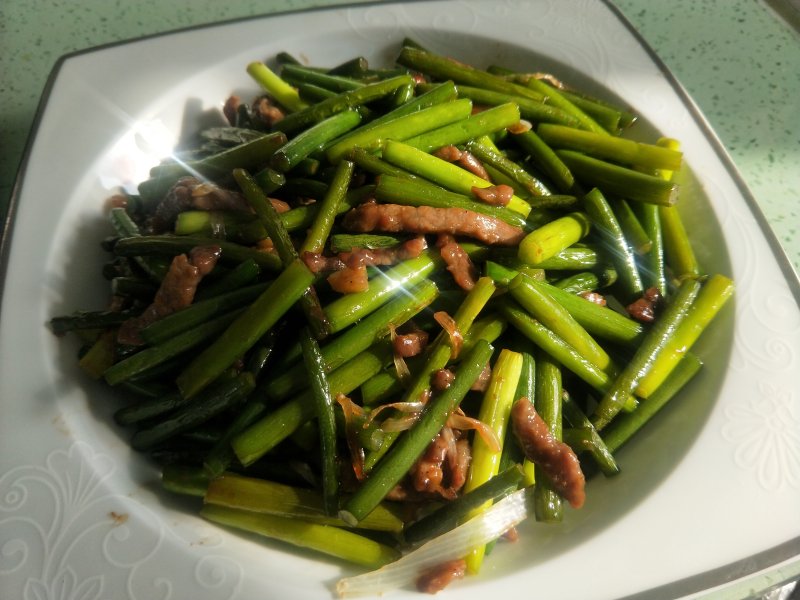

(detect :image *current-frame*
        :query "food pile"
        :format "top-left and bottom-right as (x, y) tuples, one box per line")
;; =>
(51, 40), (734, 596)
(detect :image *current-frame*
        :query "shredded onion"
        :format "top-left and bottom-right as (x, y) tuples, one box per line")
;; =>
(380, 413), (422, 432)
(336, 394), (366, 480)
(365, 401), (425, 426)
(440, 426), (458, 472)
(388, 324), (412, 383)
(446, 412), (502, 454)
(336, 487), (532, 597)
(531, 72), (566, 88)
(433, 311), (463, 359)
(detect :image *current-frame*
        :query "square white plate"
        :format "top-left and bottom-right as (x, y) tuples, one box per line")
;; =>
(2, 1), (799, 599)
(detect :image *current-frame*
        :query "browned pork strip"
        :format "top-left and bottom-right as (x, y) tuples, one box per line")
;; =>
(339, 235), (427, 269)
(470, 363), (492, 392)
(117, 245), (221, 345)
(151, 176), (253, 232)
(393, 330), (429, 358)
(416, 559), (467, 594)
(431, 368), (455, 392)
(411, 431), (449, 494)
(307, 236), (427, 294)
(471, 184), (514, 207)
(437, 234), (478, 291)
(457, 150), (490, 180)
(503, 526), (519, 542)
(447, 437), (471, 492)
(626, 286), (662, 323)
(306, 238), (427, 274)
(433, 145), (463, 162)
(252, 95), (285, 128)
(223, 95), (241, 126)
(267, 198), (291, 213)
(301, 252), (345, 274)
(511, 397), (585, 508)
(384, 428), (470, 503)
(342, 202), (524, 246)
(188, 245), (221, 274)
(409, 427), (471, 500)
(432, 144), (489, 180)
(327, 265), (369, 294)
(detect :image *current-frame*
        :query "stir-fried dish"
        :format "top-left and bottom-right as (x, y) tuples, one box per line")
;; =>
(51, 40), (734, 596)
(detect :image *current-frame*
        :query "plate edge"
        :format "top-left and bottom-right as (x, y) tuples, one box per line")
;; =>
(0, 52), (70, 317)
(601, 0), (800, 303)
(602, 3), (800, 595)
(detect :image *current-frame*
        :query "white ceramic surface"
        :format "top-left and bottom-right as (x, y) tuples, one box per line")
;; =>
(1, 1), (799, 599)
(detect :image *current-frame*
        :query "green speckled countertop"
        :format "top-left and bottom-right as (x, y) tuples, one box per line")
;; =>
(1, 0), (798, 274)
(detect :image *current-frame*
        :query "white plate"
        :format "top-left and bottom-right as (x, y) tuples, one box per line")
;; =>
(2, 1), (799, 598)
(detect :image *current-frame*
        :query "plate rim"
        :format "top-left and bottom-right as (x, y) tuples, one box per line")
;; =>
(1, 1), (798, 598)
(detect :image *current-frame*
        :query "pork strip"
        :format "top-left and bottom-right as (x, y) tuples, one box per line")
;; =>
(511, 397), (586, 508)
(252, 95), (285, 128)
(339, 235), (427, 269)
(327, 265), (369, 294)
(117, 245), (221, 345)
(342, 202), (525, 246)
(322, 236), (428, 294)
(437, 233), (478, 291)
(407, 427), (471, 500)
(416, 559), (467, 594)
(433, 145), (463, 162)
(151, 176), (253, 232)
(471, 184), (514, 207)
(431, 368), (455, 392)
(223, 95), (241, 126)
(457, 150), (490, 180)
(301, 252), (345, 274)
(393, 330), (429, 358)
(626, 286), (663, 323)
